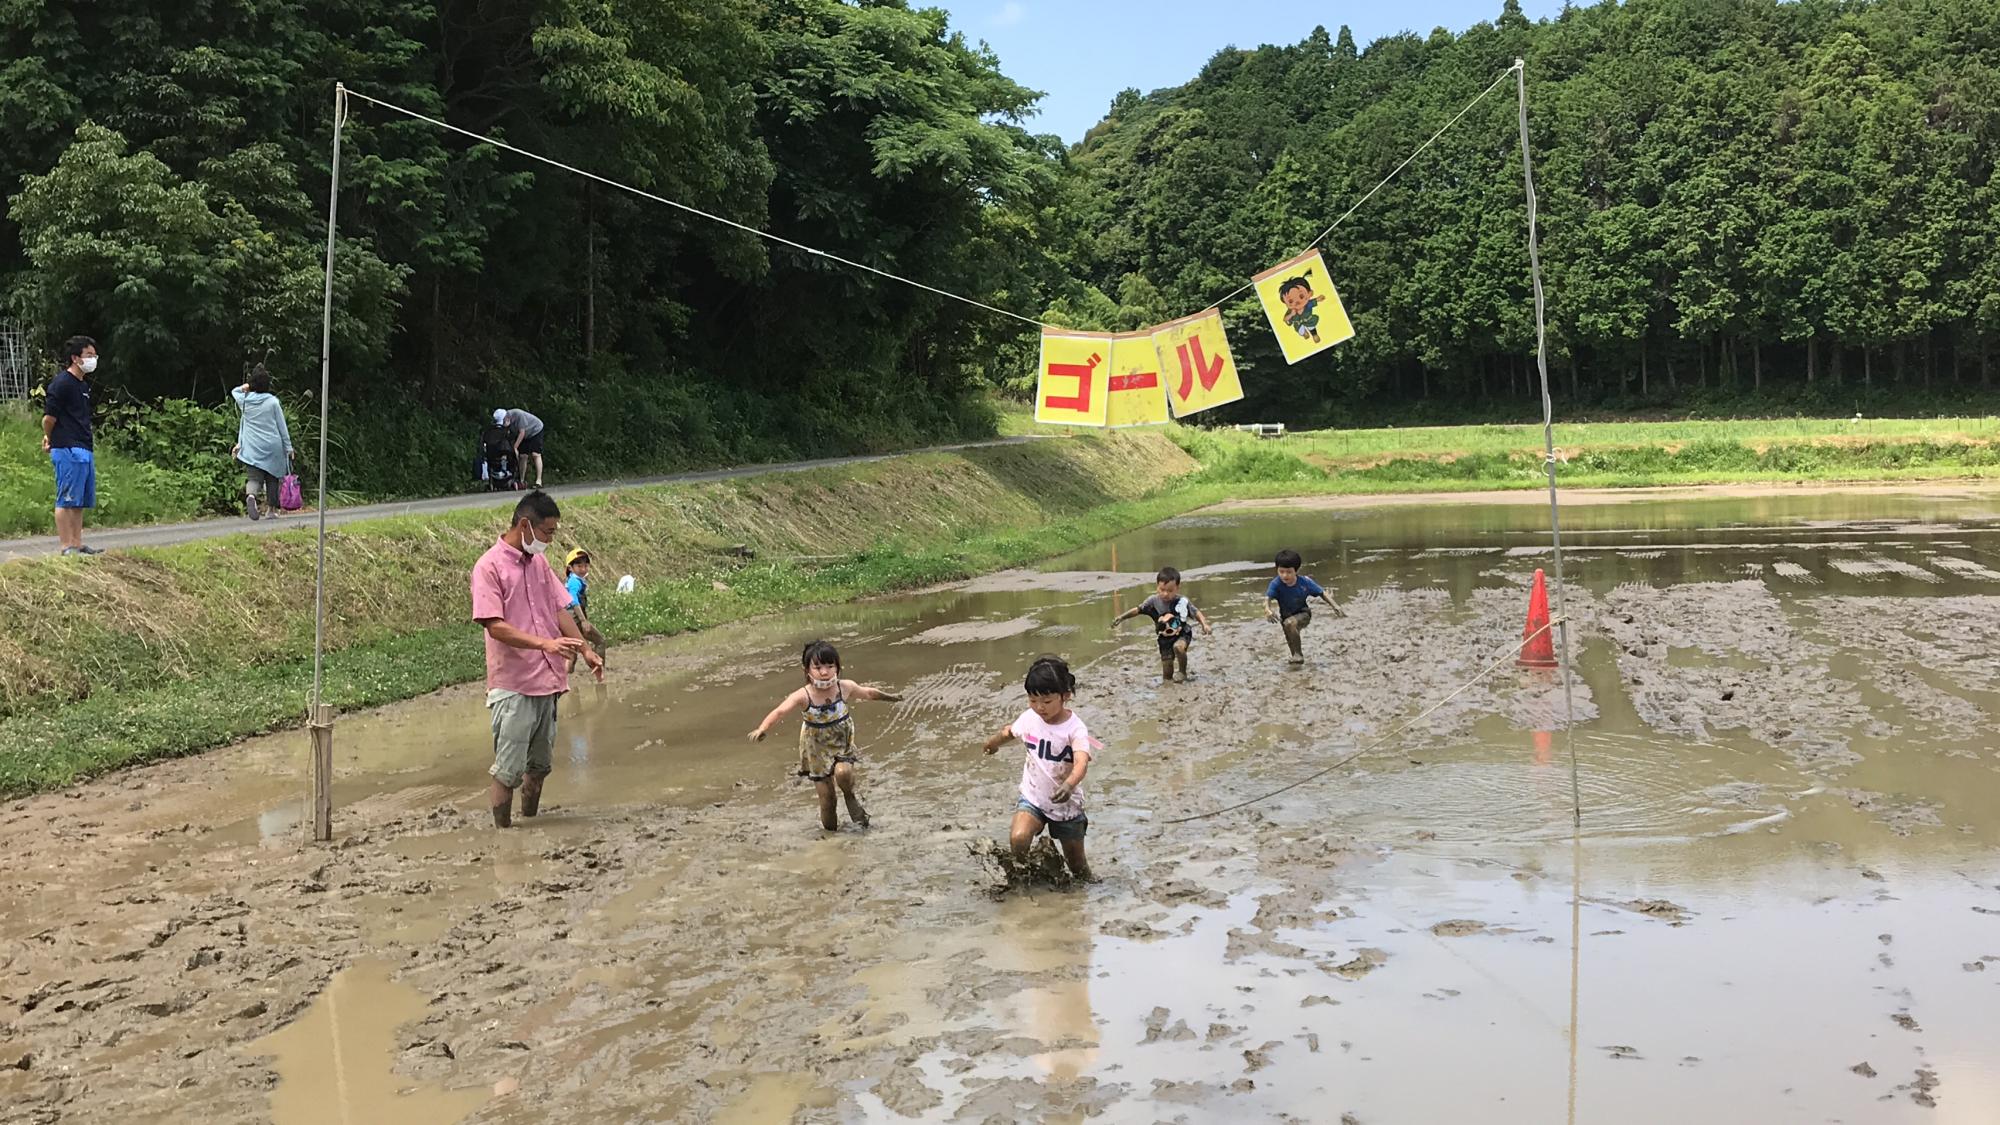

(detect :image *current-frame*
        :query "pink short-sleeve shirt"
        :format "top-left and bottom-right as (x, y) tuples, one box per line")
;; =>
(471, 538), (572, 697)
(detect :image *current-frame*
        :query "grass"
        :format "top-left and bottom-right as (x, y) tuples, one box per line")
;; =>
(0, 431), (1201, 796)
(1289, 416), (2000, 460)
(0, 405), (206, 536)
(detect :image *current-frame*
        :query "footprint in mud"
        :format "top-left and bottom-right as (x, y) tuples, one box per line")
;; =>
(966, 838), (1075, 895)
(1430, 919), (1489, 938)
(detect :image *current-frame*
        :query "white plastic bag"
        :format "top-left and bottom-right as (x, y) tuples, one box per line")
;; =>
(616, 575), (635, 594)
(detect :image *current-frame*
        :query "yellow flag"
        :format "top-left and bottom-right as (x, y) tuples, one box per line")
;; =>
(1104, 332), (1169, 427)
(1151, 309), (1243, 418)
(1252, 249), (1355, 365)
(1034, 329), (1112, 427)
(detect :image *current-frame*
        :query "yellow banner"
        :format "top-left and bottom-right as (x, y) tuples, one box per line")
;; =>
(1104, 332), (1169, 427)
(1151, 309), (1243, 418)
(1252, 249), (1355, 365)
(1034, 330), (1112, 427)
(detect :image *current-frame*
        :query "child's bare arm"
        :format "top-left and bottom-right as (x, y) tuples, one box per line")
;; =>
(847, 679), (902, 703)
(1265, 598), (1282, 621)
(748, 688), (806, 741)
(982, 724), (1015, 755)
(1195, 607), (1212, 634)
(1050, 749), (1093, 804)
(1318, 590), (1344, 616)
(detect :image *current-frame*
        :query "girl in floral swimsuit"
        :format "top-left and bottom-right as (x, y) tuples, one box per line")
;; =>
(749, 640), (902, 831)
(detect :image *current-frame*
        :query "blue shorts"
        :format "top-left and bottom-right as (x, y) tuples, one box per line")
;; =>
(1016, 798), (1088, 841)
(51, 448), (96, 509)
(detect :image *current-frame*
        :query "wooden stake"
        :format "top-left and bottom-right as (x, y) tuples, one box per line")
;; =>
(309, 704), (335, 843)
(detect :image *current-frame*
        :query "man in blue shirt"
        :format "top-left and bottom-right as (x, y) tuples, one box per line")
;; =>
(42, 335), (101, 556)
(1265, 548), (1342, 665)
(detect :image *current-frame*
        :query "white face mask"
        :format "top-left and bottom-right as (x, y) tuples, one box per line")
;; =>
(810, 674), (837, 691)
(79, 356), (98, 374)
(522, 525), (550, 556)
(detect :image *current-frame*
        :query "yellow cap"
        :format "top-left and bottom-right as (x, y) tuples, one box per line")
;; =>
(564, 548), (591, 567)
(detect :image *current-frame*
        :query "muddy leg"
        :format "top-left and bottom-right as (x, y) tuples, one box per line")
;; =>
(1060, 838), (1095, 883)
(1159, 650), (1176, 682)
(833, 761), (868, 827)
(1282, 616), (1304, 662)
(488, 779), (515, 828)
(1009, 809), (1045, 861)
(519, 774), (545, 818)
(1174, 638), (1190, 681)
(814, 779), (839, 831)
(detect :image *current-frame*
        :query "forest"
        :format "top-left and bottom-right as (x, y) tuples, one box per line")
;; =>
(2, 0), (1997, 496)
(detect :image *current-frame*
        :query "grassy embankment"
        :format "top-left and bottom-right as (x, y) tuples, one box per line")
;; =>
(0, 433), (1209, 796)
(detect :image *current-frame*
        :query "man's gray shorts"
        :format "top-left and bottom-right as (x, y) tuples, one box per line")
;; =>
(488, 690), (559, 788)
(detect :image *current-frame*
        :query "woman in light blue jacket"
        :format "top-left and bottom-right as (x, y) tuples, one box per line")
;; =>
(231, 364), (294, 520)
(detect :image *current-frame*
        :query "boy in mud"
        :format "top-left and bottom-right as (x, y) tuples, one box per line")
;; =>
(1267, 548), (1343, 666)
(562, 548), (609, 673)
(1110, 566), (1212, 683)
(983, 656), (1097, 883)
(748, 641), (902, 831)
(1279, 276), (1324, 343)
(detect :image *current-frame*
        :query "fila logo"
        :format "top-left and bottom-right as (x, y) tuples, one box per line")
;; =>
(1034, 738), (1074, 764)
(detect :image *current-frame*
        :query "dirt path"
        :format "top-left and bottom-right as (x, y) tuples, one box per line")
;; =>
(0, 436), (1043, 562)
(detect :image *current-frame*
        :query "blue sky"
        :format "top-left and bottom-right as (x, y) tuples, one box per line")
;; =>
(928, 0), (1570, 142)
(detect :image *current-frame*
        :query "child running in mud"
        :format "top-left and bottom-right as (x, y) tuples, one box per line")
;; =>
(982, 656), (1097, 882)
(1110, 566), (1212, 683)
(1267, 548), (1343, 666)
(748, 640), (902, 831)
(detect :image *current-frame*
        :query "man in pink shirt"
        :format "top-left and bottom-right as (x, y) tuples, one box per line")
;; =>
(471, 491), (604, 827)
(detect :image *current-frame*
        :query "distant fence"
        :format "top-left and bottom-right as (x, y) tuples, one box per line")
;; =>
(0, 321), (34, 400)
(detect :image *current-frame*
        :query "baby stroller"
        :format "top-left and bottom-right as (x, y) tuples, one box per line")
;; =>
(478, 424), (521, 491)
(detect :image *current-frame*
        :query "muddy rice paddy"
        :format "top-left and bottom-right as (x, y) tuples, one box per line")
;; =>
(4, 486), (2000, 1123)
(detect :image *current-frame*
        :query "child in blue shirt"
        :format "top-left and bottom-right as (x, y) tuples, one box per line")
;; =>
(563, 548), (608, 669)
(1266, 548), (1342, 665)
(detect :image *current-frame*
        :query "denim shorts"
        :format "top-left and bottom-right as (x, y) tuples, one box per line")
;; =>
(1016, 797), (1088, 841)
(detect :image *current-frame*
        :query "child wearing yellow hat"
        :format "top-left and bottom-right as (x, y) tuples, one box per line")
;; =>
(563, 548), (608, 669)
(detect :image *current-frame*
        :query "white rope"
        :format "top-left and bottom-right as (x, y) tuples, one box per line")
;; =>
(340, 89), (1053, 330)
(1205, 63), (1522, 311)
(1161, 615), (1566, 824)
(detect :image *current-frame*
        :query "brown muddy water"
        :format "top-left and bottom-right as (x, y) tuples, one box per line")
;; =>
(4, 486), (2000, 1124)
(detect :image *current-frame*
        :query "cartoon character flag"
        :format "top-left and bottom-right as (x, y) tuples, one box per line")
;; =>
(1034, 329), (1112, 427)
(1150, 309), (1243, 418)
(1105, 332), (1169, 427)
(1252, 249), (1355, 365)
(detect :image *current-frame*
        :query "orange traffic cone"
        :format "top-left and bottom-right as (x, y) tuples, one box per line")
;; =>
(1519, 568), (1558, 668)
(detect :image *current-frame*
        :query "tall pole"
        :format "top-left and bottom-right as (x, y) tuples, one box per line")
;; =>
(1515, 57), (1582, 1125)
(309, 83), (348, 843)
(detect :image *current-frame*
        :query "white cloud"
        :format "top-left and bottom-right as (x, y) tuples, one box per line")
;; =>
(991, 1), (1026, 28)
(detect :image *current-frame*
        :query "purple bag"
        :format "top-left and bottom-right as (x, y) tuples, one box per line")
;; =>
(279, 474), (304, 511)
